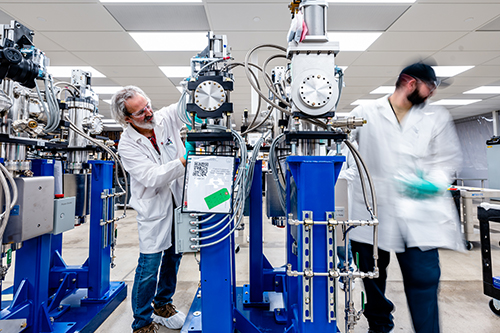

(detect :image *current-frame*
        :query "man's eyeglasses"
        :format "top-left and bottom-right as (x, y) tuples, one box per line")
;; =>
(415, 77), (439, 94)
(129, 103), (151, 117)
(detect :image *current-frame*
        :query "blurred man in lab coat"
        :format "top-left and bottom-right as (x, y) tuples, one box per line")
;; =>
(348, 63), (464, 333)
(111, 86), (193, 333)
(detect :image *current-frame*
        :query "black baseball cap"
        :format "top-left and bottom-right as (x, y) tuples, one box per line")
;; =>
(400, 63), (440, 89)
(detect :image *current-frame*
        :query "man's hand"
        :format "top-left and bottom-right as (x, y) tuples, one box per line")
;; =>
(397, 172), (445, 200)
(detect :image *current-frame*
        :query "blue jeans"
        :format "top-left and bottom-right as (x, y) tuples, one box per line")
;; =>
(131, 244), (183, 330)
(351, 241), (440, 333)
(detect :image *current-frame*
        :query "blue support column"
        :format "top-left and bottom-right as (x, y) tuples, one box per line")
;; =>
(87, 161), (113, 299)
(285, 156), (344, 333)
(199, 214), (234, 333)
(249, 160), (263, 304)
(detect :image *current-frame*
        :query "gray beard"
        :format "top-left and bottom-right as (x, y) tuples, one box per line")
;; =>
(131, 117), (156, 130)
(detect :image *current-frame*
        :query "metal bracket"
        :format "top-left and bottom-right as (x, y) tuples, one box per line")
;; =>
(302, 210), (313, 322)
(326, 212), (336, 323)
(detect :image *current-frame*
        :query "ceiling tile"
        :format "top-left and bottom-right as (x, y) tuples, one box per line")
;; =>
(95, 65), (165, 78)
(0, 3), (122, 32)
(31, 32), (65, 51)
(389, 3), (500, 32)
(113, 77), (174, 88)
(430, 51), (500, 66)
(479, 15), (500, 31)
(344, 65), (400, 78)
(370, 31), (468, 52)
(41, 31), (141, 52)
(146, 51), (197, 66)
(104, 4), (209, 31)
(207, 4), (289, 31)
(0, 8), (13, 22)
(44, 51), (87, 66)
(327, 4), (409, 31)
(352, 51), (433, 67)
(73, 51), (156, 66)
(443, 32), (500, 51)
(458, 65), (500, 78)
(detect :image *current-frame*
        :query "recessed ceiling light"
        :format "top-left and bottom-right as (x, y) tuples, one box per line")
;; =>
(430, 99), (481, 106)
(370, 86), (395, 94)
(432, 66), (474, 77)
(100, 0), (201, 2)
(351, 99), (378, 106)
(253, 17), (261, 22)
(92, 86), (123, 95)
(329, 0), (415, 2)
(463, 86), (500, 94)
(47, 66), (106, 78)
(159, 66), (191, 78)
(327, 32), (382, 51)
(130, 32), (207, 51)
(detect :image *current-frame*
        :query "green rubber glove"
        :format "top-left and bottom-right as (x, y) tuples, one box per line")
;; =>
(184, 141), (196, 160)
(401, 177), (441, 199)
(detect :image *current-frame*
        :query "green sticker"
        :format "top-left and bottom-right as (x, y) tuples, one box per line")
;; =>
(204, 188), (231, 210)
(6, 248), (12, 265)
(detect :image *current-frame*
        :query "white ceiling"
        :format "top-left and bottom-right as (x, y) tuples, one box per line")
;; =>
(1, 0), (500, 128)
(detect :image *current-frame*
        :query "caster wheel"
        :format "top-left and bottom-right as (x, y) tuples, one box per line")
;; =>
(466, 241), (473, 251)
(489, 299), (500, 316)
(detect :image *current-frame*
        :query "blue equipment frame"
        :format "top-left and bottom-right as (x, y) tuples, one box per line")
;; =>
(0, 160), (126, 333)
(182, 156), (344, 333)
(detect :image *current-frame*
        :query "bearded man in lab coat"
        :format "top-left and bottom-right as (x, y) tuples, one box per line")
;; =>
(348, 63), (464, 333)
(111, 86), (192, 333)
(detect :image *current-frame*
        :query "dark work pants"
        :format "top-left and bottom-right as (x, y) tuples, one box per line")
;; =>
(351, 241), (441, 333)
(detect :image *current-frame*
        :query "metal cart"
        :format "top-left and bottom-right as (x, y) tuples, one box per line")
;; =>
(451, 186), (500, 250)
(478, 203), (500, 316)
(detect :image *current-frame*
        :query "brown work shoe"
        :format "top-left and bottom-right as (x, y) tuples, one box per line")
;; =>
(153, 301), (177, 318)
(133, 322), (159, 333)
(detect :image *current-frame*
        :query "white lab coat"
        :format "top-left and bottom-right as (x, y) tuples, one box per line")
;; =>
(348, 96), (464, 253)
(118, 104), (185, 254)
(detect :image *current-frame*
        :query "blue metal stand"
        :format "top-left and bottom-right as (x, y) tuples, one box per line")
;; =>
(0, 160), (126, 333)
(182, 156), (343, 333)
(285, 156), (344, 332)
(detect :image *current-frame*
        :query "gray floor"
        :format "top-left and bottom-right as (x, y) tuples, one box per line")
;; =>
(5, 208), (500, 333)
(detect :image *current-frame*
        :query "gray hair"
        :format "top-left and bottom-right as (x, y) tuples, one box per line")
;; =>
(110, 86), (151, 126)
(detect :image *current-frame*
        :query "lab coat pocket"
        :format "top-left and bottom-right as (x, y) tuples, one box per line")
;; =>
(136, 195), (167, 221)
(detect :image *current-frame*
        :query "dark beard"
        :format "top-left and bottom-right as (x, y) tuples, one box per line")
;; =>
(407, 88), (427, 106)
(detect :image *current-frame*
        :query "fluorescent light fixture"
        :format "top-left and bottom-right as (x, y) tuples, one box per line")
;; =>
(92, 86), (123, 95)
(160, 66), (191, 78)
(430, 99), (481, 106)
(47, 66), (105, 78)
(176, 86), (184, 93)
(327, 32), (382, 51)
(351, 99), (378, 106)
(130, 32), (208, 51)
(102, 99), (112, 104)
(370, 86), (395, 94)
(463, 86), (500, 94)
(329, 1), (414, 3)
(100, 0), (201, 2)
(432, 66), (474, 77)
(335, 112), (351, 117)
